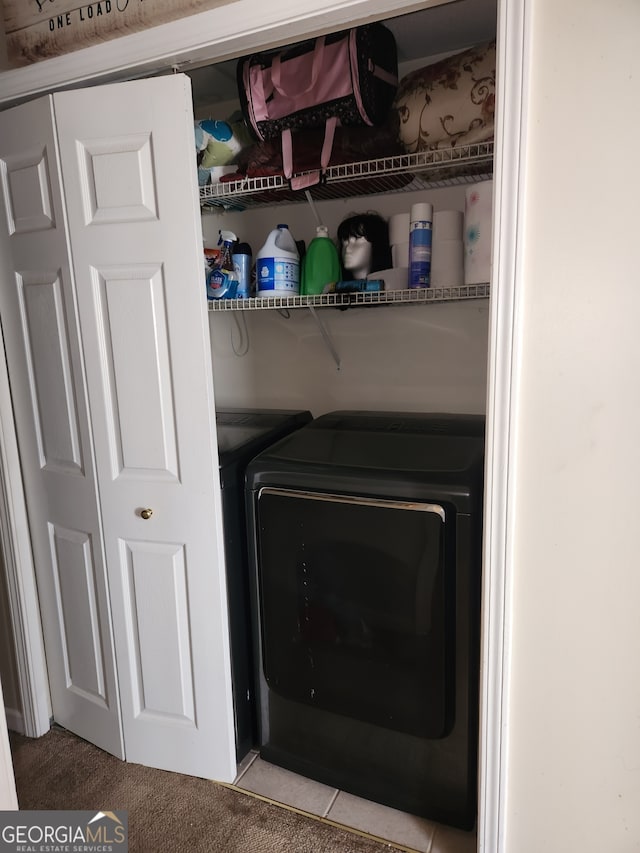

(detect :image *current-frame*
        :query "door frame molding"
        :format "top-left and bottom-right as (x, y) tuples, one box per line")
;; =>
(0, 222), (51, 740)
(0, 676), (18, 809)
(477, 0), (530, 851)
(0, 1), (528, 848)
(0, 353), (51, 738)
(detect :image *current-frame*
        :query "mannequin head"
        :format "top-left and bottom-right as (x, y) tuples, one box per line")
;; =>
(337, 213), (392, 280)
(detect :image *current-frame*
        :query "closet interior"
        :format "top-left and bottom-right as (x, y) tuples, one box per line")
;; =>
(185, 0), (497, 419)
(183, 0), (496, 837)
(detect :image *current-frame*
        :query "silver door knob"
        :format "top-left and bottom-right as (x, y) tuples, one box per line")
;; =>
(140, 508), (153, 520)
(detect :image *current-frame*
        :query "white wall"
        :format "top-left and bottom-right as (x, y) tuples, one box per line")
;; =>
(210, 302), (488, 416)
(204, 185), (490, 416)
(504, 1), (640, 850)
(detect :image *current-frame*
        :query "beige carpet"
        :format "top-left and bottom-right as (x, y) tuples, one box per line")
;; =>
(9, 727), (403, 852)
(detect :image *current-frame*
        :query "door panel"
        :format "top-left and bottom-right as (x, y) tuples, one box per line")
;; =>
(121, 540), (195, 722)
(50, 524), (109, 705)
(2, 146), (55, 234)
(0, 98), (124, 757)
(93, 265), (178, 478)
(76, 133), (158, 225)
(19, 273), (82, 471)
(52, 76), (236, 781)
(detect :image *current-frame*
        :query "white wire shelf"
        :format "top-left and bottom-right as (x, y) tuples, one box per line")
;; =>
(200, 141), (493, 211)
(208, 283), (490, 311)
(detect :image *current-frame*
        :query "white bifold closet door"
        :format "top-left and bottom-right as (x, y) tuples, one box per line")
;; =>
(0, 74), (236, 782)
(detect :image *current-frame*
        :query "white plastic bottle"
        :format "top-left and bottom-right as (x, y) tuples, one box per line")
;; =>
(256, 224), (300, 297)
(409, 202), (434, 289)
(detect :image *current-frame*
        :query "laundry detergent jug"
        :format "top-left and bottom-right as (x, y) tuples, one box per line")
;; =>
(301, 226), (342, 296)
(256, 224), (300, 297)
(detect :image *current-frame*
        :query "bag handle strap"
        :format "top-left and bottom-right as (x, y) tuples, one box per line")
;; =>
(271, 37), (326, 97)
(368, 59), (399, 87)
(283, 116), (339, 190)
(320, 116), (338, 169)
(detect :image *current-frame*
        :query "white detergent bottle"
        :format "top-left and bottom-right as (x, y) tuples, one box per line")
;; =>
(256, 224), (300, 297)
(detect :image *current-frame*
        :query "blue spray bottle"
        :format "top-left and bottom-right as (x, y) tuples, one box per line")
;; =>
(207, 230), (239, 299)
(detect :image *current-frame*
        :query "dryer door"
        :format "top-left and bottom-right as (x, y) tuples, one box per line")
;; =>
(255, 487), (455, 739)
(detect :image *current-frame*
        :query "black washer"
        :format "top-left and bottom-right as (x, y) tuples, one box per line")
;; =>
(245, 410), (484, 828)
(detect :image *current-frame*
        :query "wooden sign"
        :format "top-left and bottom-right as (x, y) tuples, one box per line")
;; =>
(3, 0), (231, 67)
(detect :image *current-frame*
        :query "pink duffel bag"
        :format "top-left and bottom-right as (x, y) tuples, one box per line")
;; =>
(237, 24), (398, 188)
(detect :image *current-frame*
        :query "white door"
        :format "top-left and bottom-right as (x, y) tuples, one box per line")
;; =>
(0, 97), (124, 756)
(51, 75), (236, 780)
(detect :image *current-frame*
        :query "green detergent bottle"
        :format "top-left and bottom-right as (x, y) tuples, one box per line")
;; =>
(301, 226), (342, 296)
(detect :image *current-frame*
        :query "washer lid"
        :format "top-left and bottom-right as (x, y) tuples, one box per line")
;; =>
(245, 411), (485, 509)
(216, 408), (312, 459)
(307, 410), (485, 437)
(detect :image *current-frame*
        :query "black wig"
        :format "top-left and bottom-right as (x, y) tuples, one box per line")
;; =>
(337, 213), (392, 279)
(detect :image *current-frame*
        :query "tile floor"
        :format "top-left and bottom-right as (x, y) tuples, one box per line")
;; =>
(232, 751), (476, 853)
